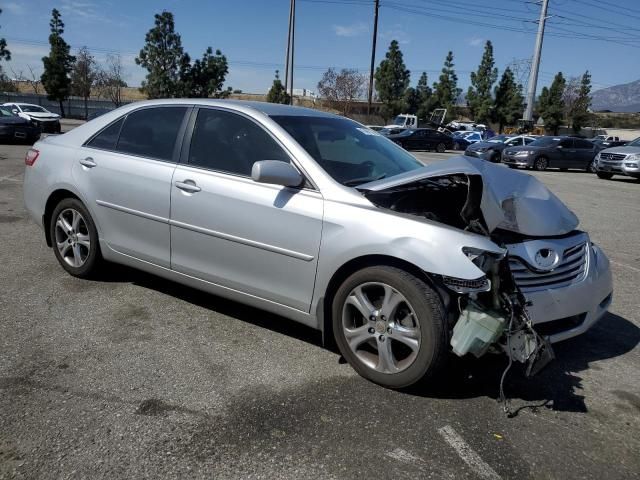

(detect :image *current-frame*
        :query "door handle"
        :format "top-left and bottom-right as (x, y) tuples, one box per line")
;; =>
(175, 180), (201, 193)
(79, 157), (96, 168)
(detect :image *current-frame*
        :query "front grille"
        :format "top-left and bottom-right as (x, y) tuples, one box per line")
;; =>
(509, 242), (588, 293)
(40, 122), (59, 133)
(600, 152), (626, 162)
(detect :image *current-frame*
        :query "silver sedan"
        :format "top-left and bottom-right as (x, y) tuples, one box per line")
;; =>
(23, 100), (613, 388)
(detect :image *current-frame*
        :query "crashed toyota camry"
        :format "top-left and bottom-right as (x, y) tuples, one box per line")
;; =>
(23, 100), (613, 389)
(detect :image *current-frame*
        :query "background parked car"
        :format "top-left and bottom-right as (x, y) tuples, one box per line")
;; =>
(2, 103), (61, 134)
(0, 106), (41, 144)
(452, 131), (483, 151)
(502, 136), (598, 171)
(594, 136), (640, 180)
(591, 138), (628, 150)
(386, 128), (453, 152)
(465, 134), (536, 163)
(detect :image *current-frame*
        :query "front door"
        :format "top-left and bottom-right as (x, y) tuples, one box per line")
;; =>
(169, 107), (323, 312)
(73, 106), (189, 267)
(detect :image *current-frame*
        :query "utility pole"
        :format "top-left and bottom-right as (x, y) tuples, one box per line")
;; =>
(289, 0), (296, 104)
(367, 0), (380, 116)
(284, 0), (294, 93)
(524, 0), (550, 121)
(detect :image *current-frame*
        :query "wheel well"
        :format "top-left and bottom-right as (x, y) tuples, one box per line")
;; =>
(321, 255), (440, 349)
(43, 189), (80, 247)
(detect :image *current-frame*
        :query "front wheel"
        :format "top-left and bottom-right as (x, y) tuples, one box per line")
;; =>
(50, 198), (102, 278)
(533, 156), (549, 171)
(332, 266), (446, 389)
(597, 171), (614, 180)
(436, 142), (446, 153)
(587, 160), (597, 173)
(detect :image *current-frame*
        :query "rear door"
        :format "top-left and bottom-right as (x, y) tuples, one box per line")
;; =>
(573, 138), (597, 169)
(169, 107), (323, 312)
(553, 138), (575, 167)
(73, 105), (189, 267)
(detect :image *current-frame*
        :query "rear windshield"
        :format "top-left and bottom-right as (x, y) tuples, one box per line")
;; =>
(271, 115), (422, 186)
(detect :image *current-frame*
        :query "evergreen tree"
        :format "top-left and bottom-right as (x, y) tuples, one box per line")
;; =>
(416, 71), (435, 121)
(266, 70), (290, 104)
(570, 70), (592, 133)
(493, 67), (524, 133)
(41, 9), (75, 117)
(466, 41), (498, 123)
(374, 40), (410, 120)
(403, 87), (420, 114)
(180, 47), (231, 98)
(0, 8), (12, 91)
(136, 11), (186, 98)
(537, 72), (566, 135)
(71, 46), (97, 119)
(432, 51), (462, 121)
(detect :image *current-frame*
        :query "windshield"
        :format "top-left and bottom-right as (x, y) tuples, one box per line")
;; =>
(0, 107), (15, 117)
(627, 137), (640, 147)
(487, 135), (510, 143)
(19, 105), (47, 113)
(529, 137), (561, 147)
(391, 115), (407, 126)
(272, 115), (422, 186)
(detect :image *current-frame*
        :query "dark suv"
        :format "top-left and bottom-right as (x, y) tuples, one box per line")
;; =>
(502, 136), (598, 171)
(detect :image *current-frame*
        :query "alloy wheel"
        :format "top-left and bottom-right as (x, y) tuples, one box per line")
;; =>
(54, 208), (91, 267)
(341, 282), (420, 374)
(534, 157), (548, 171)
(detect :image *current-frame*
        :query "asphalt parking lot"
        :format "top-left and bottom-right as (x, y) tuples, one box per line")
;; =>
(0, 137), (638, 479)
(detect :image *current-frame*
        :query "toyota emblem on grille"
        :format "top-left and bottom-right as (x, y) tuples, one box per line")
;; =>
(534, 248), (560, 271)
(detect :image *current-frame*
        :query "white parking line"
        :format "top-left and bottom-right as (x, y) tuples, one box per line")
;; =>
(0, 174), (22, 183)
(438, 425), (502, 480)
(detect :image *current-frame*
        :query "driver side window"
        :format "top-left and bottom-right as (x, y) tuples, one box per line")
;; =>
(188, 108), (289, 176)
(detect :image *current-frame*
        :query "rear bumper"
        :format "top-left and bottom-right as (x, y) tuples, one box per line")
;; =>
(513, 243), (613, 343)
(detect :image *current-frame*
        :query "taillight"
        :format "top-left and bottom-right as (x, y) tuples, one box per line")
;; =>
(25, 148), (40, 166)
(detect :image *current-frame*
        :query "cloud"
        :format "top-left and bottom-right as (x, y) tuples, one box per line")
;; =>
(2, 2), (25, 15)
(333, 22), (368, 37)
(468, 37), (484, 47)
(381, 25), (410, 45)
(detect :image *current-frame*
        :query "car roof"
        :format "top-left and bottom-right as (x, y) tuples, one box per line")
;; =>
(12, 103), (44, 108)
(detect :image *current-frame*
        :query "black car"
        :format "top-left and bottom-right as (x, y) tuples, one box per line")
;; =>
(0, 107), (41, 144)
(502, 136), (599, 171)
(387, 128), (453, 152)
(465, 135), (536, 162)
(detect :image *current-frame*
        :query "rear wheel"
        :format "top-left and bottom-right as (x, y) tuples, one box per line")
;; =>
(332, 266), (446, 389)
(490, 152), (501, 163)
(453, 142), (462, 151)
(587, 160), (597, 173)
(50, 198), (102, 278)
(436, 142), (446, 153)
(597, 171), (614, 180)
(533, 156), (549, 171)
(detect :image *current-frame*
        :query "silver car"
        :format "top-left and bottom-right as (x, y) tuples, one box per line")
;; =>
(594, 136), (640, 180)
(23, 100), (613, 388)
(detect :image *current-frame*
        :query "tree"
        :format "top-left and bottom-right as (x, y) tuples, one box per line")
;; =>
(569, 71), (592, 133)
(136, 11), (185, 98)
(416, 71), (435, 121)
(466, 41), (498, 123)
(266, 70), (290, 104)
(493, 67), (524, 133)
(136, 11), (231, 98)
(403, 87), (420, 114)
(181, 47), (231, 98)
(432, 51), (462, 122)
(41, 9), (75, 117)
(95, 54), (127, 107)
(537, 72), (566, 135)
(71, 47), (97, 119)
(317, 67), (366, 115)
(374, 40), (410, 120)
(0, 7), (11, 90)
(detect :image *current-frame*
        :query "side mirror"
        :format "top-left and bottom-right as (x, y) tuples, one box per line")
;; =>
(11, 109), (18, 115)
(252, 160), (303, 188)
(556, 145), (563, 149)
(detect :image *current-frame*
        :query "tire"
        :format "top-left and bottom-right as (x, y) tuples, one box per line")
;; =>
(332, 266), (446, 389)
(490, 152), (501, 163)
(436, 142), (446, 153)
(50, 198), (102, 278)
(453, 142), (461, 151)
(596, 171), (614, 180)
(533, 156), (549, 171)
(587, 160), (597, 173)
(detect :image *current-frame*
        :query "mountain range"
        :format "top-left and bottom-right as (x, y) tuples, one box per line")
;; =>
(591, 79), (640, 113)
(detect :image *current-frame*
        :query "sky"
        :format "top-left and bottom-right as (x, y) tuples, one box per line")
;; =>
(2, 0), (640, 96)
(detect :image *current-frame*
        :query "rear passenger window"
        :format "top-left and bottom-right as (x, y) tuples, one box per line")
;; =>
(559, 139), (574, 148)
(188, 108), (289, 176)
(87, 118), (124, 150)
(116, 107), (187, 161)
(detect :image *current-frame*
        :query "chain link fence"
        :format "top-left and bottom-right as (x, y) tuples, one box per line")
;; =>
(0, 92), (130, 119)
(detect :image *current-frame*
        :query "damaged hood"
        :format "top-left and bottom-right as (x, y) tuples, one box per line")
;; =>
(357, 156), (579, 236)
